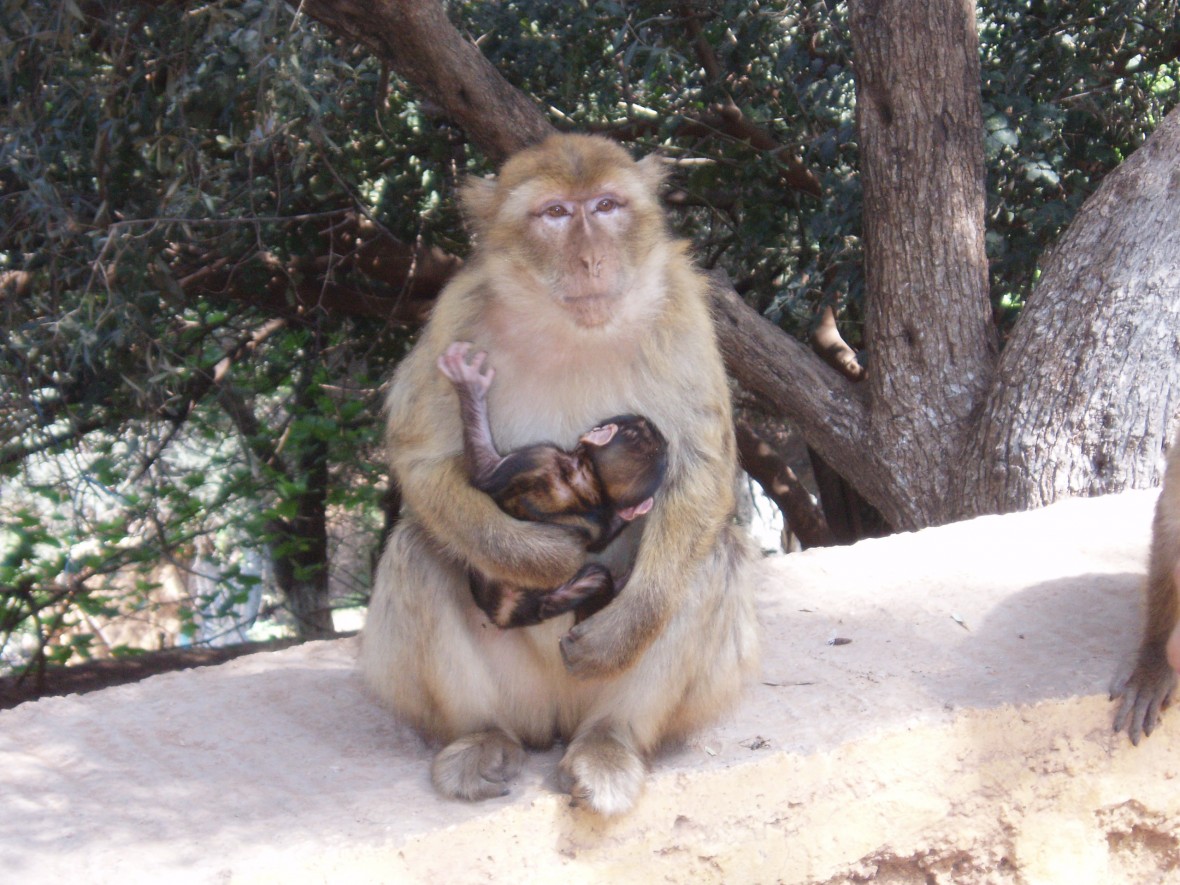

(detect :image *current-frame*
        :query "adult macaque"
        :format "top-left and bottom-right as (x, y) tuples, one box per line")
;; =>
(361, 134), (758, 815)
(1113, 426), (1180, 744)
(437, 340), (667, 629)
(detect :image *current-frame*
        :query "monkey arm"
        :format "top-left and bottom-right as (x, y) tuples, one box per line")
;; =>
(452, 376), (511, 488)
(387, 348), (586, 589)
(437, 342), (508, 486)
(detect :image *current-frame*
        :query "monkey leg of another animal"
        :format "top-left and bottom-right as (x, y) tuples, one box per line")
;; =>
(1112, 640), (1177, 745)
(1112, 561), (1180, 744)
(1168, 619), (1180, 672)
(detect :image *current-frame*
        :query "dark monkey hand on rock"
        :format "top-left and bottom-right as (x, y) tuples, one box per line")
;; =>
(360, 134), (758, 816)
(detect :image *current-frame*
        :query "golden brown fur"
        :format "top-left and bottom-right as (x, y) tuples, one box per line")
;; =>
(1113, 425), (1180, 743)
(360, 134), (759, 815)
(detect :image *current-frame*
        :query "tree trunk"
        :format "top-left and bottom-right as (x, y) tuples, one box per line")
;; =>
(734, 414), (836, 549)
(270, 433), (334, 640)
(848, 0), (996, 528)
(961, 105), (1180, 514)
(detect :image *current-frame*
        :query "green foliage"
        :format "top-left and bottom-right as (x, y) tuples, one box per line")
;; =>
(1, 0), (403, 667)
(979, 0), (1180, 330)
(1, 0), (1176, 672)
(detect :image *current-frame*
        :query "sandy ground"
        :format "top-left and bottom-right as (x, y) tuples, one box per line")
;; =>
(2, 489), (1179, 883)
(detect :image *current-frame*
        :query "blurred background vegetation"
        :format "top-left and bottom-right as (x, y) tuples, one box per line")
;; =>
(1, 0), (1176, 680)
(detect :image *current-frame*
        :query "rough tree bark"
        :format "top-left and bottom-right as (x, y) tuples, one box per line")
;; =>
(961, 107), (1180, 515)
(294, 0), (1180, 531)
(848, 0), (997, 526)
(734, 414), (836, 549)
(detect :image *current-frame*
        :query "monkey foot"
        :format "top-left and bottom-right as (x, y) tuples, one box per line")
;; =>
(558, 727), (646, 817)
(430, 729), (525, 801)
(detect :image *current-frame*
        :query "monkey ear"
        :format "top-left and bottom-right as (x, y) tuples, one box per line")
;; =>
(636, 153), (670, 194)
(459, 176), (499, 236)
(580, 424), (619, 447)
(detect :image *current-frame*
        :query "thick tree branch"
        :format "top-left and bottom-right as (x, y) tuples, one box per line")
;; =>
(707, 272), (892, 511)
(735, 416), (835, 548)
(961, 104), (1180, 515)
(848, 0), (995, 527)
(293, 0), (552, 162)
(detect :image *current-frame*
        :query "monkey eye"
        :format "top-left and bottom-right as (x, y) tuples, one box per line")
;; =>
(593, 197), (619, 213)
(541, 203), (570, 218)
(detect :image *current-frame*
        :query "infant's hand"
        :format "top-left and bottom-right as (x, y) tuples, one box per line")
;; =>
(437, 341), (494, 396)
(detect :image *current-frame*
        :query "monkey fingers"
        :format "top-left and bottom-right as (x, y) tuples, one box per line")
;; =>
(437, 341), (494, 394)
(560, 593), (656, 679)
(1111, 658), (1177, 745)
(537, 563), (615, 622)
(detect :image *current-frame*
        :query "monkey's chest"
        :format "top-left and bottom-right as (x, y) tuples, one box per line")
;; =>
(487, 366), (638, 451)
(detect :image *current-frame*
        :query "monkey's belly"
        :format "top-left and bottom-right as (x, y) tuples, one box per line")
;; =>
(463, 605), (603, 744)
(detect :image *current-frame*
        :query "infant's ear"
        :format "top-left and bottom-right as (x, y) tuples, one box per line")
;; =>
(580, 424), (620, 447)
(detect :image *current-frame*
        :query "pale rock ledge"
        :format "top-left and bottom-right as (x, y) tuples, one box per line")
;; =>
(2, 490), (1178, 883)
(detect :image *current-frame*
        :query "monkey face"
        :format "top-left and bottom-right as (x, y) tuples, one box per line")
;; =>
(460, 135), (669, 329)
(584, 414), (668, 508)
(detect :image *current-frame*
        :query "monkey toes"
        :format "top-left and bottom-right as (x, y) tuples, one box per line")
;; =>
(1111, 659), (1177, 745)
(430, 729), (526, 801)
(537, 564), (613, 621)
(558, 728), (646, 817)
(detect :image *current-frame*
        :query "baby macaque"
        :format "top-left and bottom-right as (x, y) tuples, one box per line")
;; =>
(1113, 426), (1180, 743)
(436, 341), (667, 628)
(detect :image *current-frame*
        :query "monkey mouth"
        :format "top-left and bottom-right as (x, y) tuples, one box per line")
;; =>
(560, 290), (621, 327)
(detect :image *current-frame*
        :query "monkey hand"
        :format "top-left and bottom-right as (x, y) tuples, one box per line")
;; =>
(1111, 648), (1177, 745)
(437, 341), (494, 398)
(559, 592), (658, 679)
